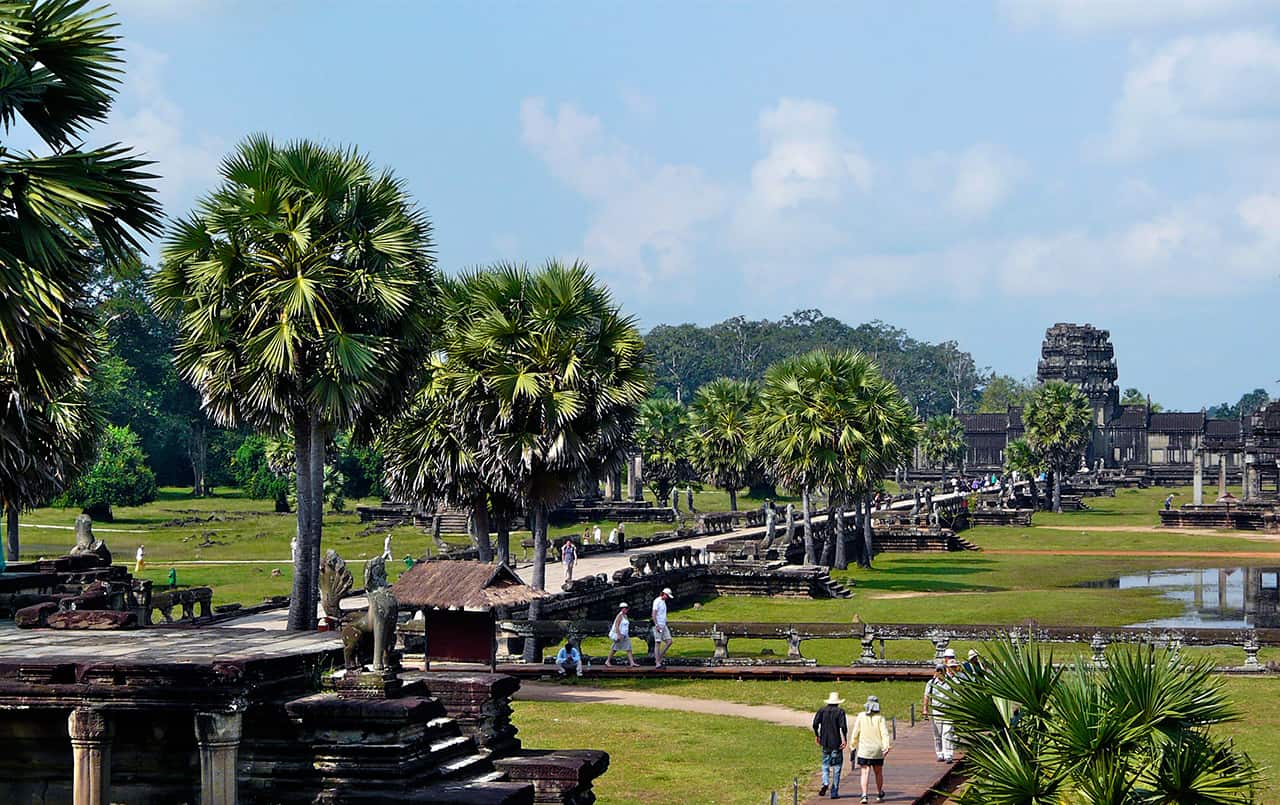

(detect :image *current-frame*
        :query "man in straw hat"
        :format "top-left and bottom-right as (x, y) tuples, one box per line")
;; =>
(651, 587), (675, 668)
(812, 691), (848, 798)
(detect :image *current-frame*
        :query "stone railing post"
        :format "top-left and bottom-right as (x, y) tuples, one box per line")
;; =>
(194, 709), (244, 805)
(786, 629), (803, 660)
(1090, 633), (1108, 668)
(711, 627), (729, 660)
(1243, 635), (1261, 671)
(859, 632), (877, 664)
(68, 707), (113, 805)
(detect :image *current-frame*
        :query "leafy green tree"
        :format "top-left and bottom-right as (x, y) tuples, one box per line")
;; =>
(1121, 387), (1162, 412)
(57, 424), (156, 520)
(1208, 389), (1270, 421)
(1003, 437), (1045, 510)
(943, 640), (1260, 804)
(978, 374), (1032, 413)
(231, 434), (290, 509)
(922, 414), (966, 483)
(153, 136), (437, 631)
(0, 0), (159, 554)
(635, 397), (694, 507)
(752, 350), (917, 568)
(401, 261), (650, 599)
(1023, 381), (1093, 513)
(687, 378), (758, 511)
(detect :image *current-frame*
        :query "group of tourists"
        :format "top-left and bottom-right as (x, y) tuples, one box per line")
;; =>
(553, 587), (676, 677)
(559, 522), (626, 583)
(811, 647), (985, 801)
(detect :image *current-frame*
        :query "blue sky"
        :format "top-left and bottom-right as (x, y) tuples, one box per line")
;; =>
(100, 0), (1280, 409)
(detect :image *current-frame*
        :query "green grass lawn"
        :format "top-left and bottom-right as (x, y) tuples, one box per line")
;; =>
(510, 700), (816, 805)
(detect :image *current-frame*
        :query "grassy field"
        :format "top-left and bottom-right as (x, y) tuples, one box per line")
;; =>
(510, 700), (815, 805)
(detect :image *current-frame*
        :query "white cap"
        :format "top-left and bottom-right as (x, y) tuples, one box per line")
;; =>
(968, 649), (979, 659)
(619, 602), (629, 608)
(943, 648), (956, 658)
(662, 587), (674, 597)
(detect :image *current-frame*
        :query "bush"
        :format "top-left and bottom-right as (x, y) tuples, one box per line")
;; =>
(336, 438), (383, 500)
(57, 426), (157, 521)
(231, 435), (290, 504)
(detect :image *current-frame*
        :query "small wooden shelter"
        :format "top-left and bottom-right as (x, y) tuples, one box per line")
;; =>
(392, 560), (548, 669)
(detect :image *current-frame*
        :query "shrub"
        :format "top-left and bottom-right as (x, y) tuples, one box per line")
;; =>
(58, 426), (157, 521)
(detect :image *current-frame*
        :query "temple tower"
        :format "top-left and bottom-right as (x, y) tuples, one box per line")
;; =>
(1036, 323), (1119, 467)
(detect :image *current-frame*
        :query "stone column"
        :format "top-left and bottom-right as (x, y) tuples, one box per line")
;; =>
(194, 710), (244, 805)
(68, 708), (112, 805)
(1192, 449), (1204, 506)
(1218, 455), (1228, 500)
(1244, 454), (1257, 501)
(612, 469), (623, 501)
(630, 455), (645, 502)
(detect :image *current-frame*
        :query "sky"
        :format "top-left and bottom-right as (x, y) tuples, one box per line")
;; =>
(88, 0), (1280, 410)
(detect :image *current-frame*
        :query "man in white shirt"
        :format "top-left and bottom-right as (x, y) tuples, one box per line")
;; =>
(608, 526), (618, 545)
(382, 534), (393, 561)
(593, 525), (602, 544)
(923, 664), (954, 762)
(651, 587), (674, 668)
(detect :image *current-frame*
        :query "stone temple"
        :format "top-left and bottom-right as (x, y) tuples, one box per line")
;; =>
(959, 323), (1251, 484)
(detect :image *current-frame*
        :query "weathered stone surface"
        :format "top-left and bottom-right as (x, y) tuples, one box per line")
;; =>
(46, 609), (138, 630)
(494, 750), (610, 805)
(15, 601), (58, 628)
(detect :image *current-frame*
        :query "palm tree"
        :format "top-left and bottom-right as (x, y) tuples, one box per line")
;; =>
(752, 350), (916, 568)
(634, 397), (693, 508)
(922, 413), (966, 484)
(687, 378), (757, 511)
(429, 261), (650, 595)
(1004, 437), (1045, 510)
(943, 640), (1260, 804)
(1023, 381), (1092, 513)
(153, 136), (437, 631)
(0, 0), (159, 541)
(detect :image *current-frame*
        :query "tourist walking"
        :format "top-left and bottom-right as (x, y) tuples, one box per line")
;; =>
(608, 525), (618, 545)
(134, 544), (145, 574)
(811, 691), (848, 799)
(963, 648), (985, 677)
(923, 664), (954, 762)
(593, 524), (602, 544)
(606, 602), (638, 666)
(555, 640), (583, 678)
(651, 587), (674, 668)
(850, 695), (892, 803)
(382, 533), (393, 561)
(562, 538), (577, 582)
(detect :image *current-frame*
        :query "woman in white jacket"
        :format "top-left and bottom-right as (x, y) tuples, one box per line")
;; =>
(848, 695), (892, 803)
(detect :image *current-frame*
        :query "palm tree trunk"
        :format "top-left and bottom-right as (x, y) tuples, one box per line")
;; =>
(802, 487), (815, 565)
(531, 503), (548, 591)
(862, 492), (875, 568)
(471, 498), (493, 562)
(308, 419), (327, 628)
(1053, 469), (1063, 513)
(6, 504), (18, 562)
(495, 519), (511, 567)
(523, 503), (550, 663)
(1028, 475), (1039, 510)
(833, 503), (847, 570)
(188, 419), (209, 497)
(728, 487), (737, 512)
(287, 417), (315, 631)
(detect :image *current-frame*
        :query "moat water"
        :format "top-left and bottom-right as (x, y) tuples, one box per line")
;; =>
(1081, 567), (1280, 629)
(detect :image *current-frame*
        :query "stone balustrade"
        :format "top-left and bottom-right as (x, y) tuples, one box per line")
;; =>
(627, 545), (700, 576)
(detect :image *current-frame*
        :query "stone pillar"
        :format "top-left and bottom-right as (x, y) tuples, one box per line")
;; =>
(194, 710), (243, 805)
(1218, 455), (1228, 500)
(630, 455), (644, 502)
(68, 708), (112, 805)
(1244, 454), (1257, 501)
(1192, 450), (1204, 506)
(611, 469), (623, 502)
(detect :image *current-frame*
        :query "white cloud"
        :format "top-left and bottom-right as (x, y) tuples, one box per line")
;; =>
(1000, 0), (1277, 32)
(519, 98), (726, 290)
(1103, 29), (1280, 159)
(911, 144), (1026, 218)
(102, 43), (224, 222)
(748, 98), (872, 211)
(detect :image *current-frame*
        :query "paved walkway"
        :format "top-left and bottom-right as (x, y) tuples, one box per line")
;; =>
(516, 682), (959, 803)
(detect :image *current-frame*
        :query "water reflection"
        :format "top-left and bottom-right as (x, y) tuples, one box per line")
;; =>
(1090, 568), (1280, 629)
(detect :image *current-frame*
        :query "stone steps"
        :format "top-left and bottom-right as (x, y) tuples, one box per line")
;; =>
(814, 572), (854, 599)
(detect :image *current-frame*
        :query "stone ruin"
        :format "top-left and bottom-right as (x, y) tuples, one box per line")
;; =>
(0, 515), (214, 629)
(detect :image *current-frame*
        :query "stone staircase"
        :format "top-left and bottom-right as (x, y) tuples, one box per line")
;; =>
(950, 534), (982, 552)
(813, 570), (854, 598)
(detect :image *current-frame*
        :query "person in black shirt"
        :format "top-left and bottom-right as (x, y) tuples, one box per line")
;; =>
(812, 691), (849, 798)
